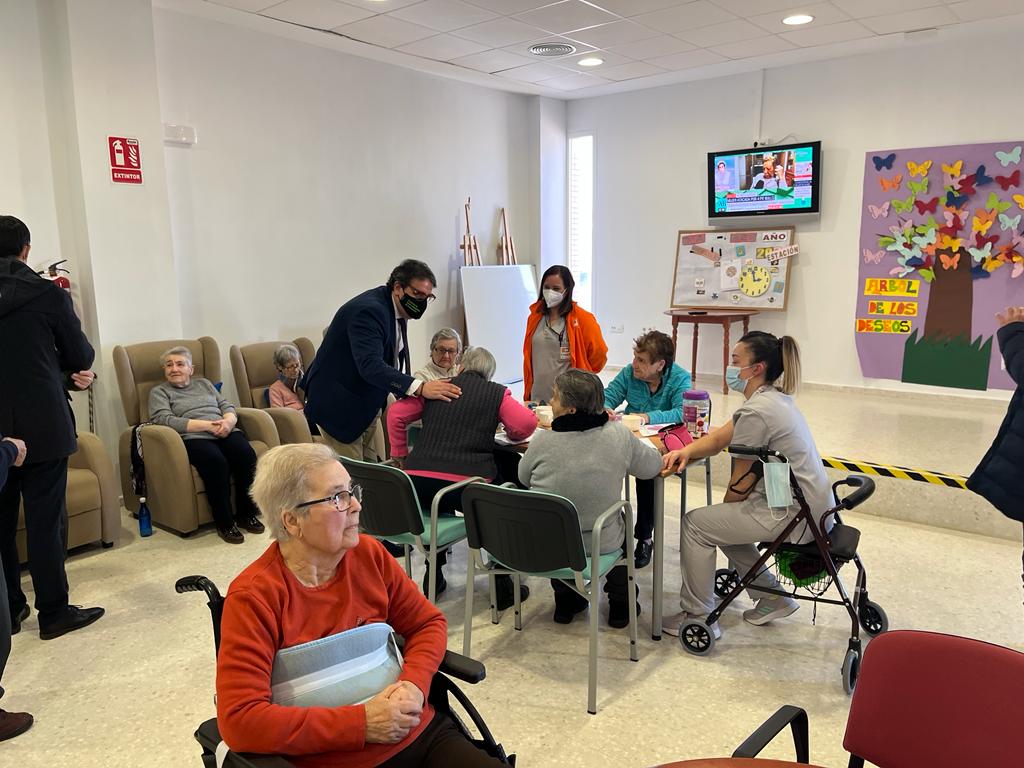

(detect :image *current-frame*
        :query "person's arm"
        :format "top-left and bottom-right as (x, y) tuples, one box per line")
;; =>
(584, 315), (608, 373)
(148, 386), (194, 434)
(499, 389), (538, 443)
(646, 368), (692, 425)
(721, 409), (770, 502)
(386, 397), (424, 459)
(0, 436), (26, 489)
(268, 382), (286, 408)
(52, 289), (95, 374)
(347, 311), (416, 396)
(603, 367), (630, 412)
(627, 432), (664, 480)
(517, 437), (542, 488)
(663, 419), (734, 472)
(996, 309), (1024, 385)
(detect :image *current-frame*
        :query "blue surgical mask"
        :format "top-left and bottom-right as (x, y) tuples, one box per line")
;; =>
(725, 364), (754, 393)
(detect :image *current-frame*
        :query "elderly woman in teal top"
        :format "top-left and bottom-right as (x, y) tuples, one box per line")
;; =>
(603, 330), (692, 569)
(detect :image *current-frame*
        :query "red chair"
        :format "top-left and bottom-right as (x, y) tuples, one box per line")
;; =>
(733, 630), (1024, 767)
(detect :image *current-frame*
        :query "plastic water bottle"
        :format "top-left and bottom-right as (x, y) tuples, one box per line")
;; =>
(138, 496), (153, 537)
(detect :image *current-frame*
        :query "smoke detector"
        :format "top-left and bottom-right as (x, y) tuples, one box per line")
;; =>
(529, 42), (576, 57)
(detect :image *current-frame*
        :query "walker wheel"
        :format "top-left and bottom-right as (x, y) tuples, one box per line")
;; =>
(714, 568), (739, 598)
(679, 618), (716, 656)
(858, 600), (888, 637)
(841, 648), (860, 694)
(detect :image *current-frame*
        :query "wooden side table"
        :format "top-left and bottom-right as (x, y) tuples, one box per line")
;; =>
(664, 309), (758, 394)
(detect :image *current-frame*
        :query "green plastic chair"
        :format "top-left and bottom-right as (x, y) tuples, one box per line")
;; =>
(340, 457), (481, 603)
(460, 483), (638, 715)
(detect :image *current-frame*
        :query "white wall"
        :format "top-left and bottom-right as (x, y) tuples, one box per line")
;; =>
(568, 31), (1024, 399)
(153, 9), (533, 402)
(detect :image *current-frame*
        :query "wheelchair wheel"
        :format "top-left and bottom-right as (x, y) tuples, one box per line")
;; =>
(841, 648), (860, 694)
(714, 568), (739, 598)
(858, 600), (888, 637)
(679, 618), (716, 656)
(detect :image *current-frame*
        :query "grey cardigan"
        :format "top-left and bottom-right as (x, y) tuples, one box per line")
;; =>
(518, 420), (663, 554)
(148, 378), (236, 440)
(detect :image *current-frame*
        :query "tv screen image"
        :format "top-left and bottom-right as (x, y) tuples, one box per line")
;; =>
(709, 141), (821, 218)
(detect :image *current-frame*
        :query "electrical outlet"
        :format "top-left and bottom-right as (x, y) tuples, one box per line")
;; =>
(610, 323), (624, 334)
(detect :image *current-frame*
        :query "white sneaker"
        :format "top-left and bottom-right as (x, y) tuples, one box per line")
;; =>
(662, 610), (722, 639)
(743, 596), (799, 626)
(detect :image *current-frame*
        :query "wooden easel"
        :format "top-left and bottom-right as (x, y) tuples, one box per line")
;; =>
(497, 207), (517, 265)
(460, 197), (481, 266)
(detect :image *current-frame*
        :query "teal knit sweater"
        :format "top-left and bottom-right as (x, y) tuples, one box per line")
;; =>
(603, 363), (692, 425)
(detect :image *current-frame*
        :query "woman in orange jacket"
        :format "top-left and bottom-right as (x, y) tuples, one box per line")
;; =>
(523, 265), (608, 403)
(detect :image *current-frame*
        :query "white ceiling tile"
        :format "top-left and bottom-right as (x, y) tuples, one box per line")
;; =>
(389, 0), (497, 32)
(501, 35), (596, 57)
(537, 72), (605, 90)
(463, 0), (552, 13)
(711, 33), (797, 58)
(451, 17), (541, 46)
(449, 48), (536, 72)
(514, 1), (620, 35)
(337, 0), (421, 10)
(558, 49), (633, 70)
(563, 20), (657, 48)
(608, 34), (695, 58)
(674, 18), (769, 46)
(779, 19), (874, 45)
(948, 0), (1024, 22)
(748, 3), (850, 34)
(262, 0), (375, 27)
(597, 60), (668, 80)
(831, 0), (942, 19)
(587, 0), (694, 16)
(647, 47), (728, 69)
(396, 32), (490, 58)
(860, 6), (959, 34)
(207, 0), (281, 12)
(495, 61), (575, 82)
(633, 1), (737, 34)
(711, 0), (828, 15)
(333, 14), (437, 46)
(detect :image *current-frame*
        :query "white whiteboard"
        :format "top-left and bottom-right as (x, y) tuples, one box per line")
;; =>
(461, 265), (537, 385)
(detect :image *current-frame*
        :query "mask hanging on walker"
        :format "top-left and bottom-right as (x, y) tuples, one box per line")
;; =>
(762, 459), (793, 515)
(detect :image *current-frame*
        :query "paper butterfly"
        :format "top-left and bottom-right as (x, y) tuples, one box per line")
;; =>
(969, 242), (993, 262)
(872, 153), (897, 171)
(996, 170), (1021, 190)
(879, 174), (903, 192)
(999, 213), (1021, 231)
(892, 195), (915, 213)
(912, 228), (936, 248)
(976, 164), (994, 187)
(986, 191), (1011, 213)
(889, 218), (913, 238)
(938, 234), (962, 251)
(971, 264), (991, 279)
(944, 171), (965, 189)
(1012, 230), (1024, 250)
(1014, 261), (1024, 279)
(890, 265), (913, 278)
(973, 209), (996, 235)
(941, 160), (964, 176)
(983, 257), (1004, 273)
(863, 249), (884, 264)
(946, 191), (969, 208)
(918, 267), (935, 282)
(915, 215), (939, 235)
(908, 178), (929, 195)
(995, 146), (1022, 167)
(975, 232), (999, 249)
(867, 202), (890, 219)
(914, 197), (939, 215)
(1013, 194), (1024, 211)
(906, 160), (932, 177)
(957, 174), (977, 197)
(939, 252), (960, 270)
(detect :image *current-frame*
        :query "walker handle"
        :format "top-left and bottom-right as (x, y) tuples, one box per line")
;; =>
(727, 444), (786, 462)
(833, 474), (874, 511)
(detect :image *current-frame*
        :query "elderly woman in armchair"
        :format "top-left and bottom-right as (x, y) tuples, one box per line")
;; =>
(216, 443), (505, 767)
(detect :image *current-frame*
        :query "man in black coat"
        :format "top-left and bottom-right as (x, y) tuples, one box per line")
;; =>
(303, 259), (461, 460)
(968, 306), (1024, 604)
(0, 215), (104, 641)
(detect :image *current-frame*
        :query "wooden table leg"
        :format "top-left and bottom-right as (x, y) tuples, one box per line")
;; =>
(743, 315), (750, 336)
(691, 323), (699, 379)
(722, 320), (730, 395)
(671, 317), (679, 362)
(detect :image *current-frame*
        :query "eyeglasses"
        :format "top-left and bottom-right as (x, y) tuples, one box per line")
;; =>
(296, 484), (362, 512)
(281, 362), (302, 372)
(404, 286), (437, 303)
(432, 348), (459, 358)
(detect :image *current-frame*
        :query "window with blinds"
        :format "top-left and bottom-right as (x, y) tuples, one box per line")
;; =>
(567, 133), (594, 311)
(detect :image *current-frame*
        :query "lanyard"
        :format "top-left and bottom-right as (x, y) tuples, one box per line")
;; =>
(545, 318), (567, 346)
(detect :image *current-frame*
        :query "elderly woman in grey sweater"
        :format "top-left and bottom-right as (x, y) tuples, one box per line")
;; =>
(518, 369), (663, 627)
(148, 346), (264, 544)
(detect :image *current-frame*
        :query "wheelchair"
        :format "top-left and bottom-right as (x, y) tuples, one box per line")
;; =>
(675, 444), (889, 694)
(175, 575), (514, 767)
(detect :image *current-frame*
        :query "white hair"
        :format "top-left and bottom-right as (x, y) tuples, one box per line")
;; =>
(459, 346), (496, 380)
(160, 346), (192, 366)
(250, 443), (339, 542)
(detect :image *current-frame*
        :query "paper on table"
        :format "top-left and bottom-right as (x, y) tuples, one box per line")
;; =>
(639, 423), (672, 437)
(495, 432), (533, 446)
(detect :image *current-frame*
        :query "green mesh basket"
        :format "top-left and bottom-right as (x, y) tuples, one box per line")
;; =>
(775, 549), (828, 588)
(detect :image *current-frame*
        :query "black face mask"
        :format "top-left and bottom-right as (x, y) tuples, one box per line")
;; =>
(399, 292), (429, 320)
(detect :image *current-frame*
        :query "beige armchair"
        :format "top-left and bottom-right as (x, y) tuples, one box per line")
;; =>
(229, 337), (317, 445)
(15, 431), (120, 562)
(113, 336), (279, 536)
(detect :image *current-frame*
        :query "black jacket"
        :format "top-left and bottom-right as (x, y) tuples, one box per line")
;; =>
(968, 322), (1024, 522)
(301, 286), (413, 444)
(0, 258), (94, 463)
(0, 434), (17, 489)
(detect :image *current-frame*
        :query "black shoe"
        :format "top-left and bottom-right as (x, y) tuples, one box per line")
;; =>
(10, 605), (29, 636)
(634, 539), (653, 569)
(608, 601), (642, 629)
(38, 605), (105, 641)
(218, 524), (245, 544)
(0, 709), (33, 742)
(236, 515), (265, 534)
(553, 600), (588, 624)
(495, 576), (530, 611)
(422, 565), (447, 598)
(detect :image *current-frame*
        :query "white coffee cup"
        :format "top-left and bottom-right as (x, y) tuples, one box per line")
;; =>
(621, 413), (644, 431)
(535, 406), (553, 427)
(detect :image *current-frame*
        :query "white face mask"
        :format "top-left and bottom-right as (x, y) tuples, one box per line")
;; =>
(543, 288), (565, 308)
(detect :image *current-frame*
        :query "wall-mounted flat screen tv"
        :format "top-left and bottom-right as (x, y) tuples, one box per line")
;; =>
(708, 141), (821, 218)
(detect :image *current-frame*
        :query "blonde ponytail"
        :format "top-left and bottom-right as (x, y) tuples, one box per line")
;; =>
(777, 335), (801, 395)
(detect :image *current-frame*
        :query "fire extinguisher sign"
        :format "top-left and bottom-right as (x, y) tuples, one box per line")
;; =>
(108, 136), (143, 184)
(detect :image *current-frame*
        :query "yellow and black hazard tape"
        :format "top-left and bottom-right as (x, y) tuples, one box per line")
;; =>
(821, 456), (969, 490)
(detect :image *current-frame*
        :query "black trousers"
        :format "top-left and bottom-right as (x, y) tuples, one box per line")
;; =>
(633, 476), (655, 542)
(410, 474), (465, 518)
(0, 458), (70, 623)
(551, 563), (630, 608)
(0, 547), (9, 698)
(183, 433), (258, 529)
(378, 712), (506, 768)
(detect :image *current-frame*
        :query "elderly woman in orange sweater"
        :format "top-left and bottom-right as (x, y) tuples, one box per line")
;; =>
(216, 443), (505, 768)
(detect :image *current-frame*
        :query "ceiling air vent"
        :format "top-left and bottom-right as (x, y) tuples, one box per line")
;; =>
(529, 42), (576, 57)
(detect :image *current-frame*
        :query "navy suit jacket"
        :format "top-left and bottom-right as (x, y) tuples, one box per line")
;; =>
(302, 286), (414, 443)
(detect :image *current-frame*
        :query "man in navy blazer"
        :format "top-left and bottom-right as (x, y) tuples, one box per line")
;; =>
(303, 260), (461, 460)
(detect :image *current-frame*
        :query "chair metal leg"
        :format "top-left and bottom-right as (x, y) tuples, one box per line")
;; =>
(489, 572), (499, 625)
(513, 572), (522, 631)
(404, 545), (412, 577)
(704, 459), (713, 506)
(627, 557), (639, 663)
(428, 544), (437, 604)
(588, 576), (600, 715)
(463, 555), (475, 657)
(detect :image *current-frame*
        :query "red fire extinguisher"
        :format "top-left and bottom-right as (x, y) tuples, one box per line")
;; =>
(37, 259), (72, 291)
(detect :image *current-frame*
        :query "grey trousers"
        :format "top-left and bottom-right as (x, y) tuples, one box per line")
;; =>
(678, 500), (792, 616)
(318, 412), (384, 462)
